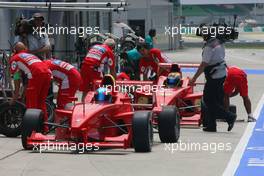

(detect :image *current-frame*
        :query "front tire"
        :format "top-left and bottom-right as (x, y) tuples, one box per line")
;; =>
(158, 106), (180, 143)
(21, 109), (43, 150)
(132, 111), (153, 152)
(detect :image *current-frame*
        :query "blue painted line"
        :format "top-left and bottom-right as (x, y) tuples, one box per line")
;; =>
(244, 69), (264, 75)
(235, 105), (264, 176)
(182, 68), (197, 73)
(181, 68), (264, 75)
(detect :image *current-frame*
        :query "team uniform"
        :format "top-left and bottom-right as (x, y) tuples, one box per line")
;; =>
(224, 66), (248, 97)
(9, 51), (51, 125)
(80, 44), (115, 92)
(44, 59), (82, 108)
(117, 72), (130, 81)
(139, 48), (168, 80)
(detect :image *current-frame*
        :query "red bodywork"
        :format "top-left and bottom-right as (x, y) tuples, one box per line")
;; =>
(152, 76), (202, 127)
(26, 91), (135, 150)
(118, 63), (203, 127)
(25, 63), (203, 151)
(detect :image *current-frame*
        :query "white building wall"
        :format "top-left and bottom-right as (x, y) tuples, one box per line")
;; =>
(0, 0), (11, 50)
(126, 0), (174, 49)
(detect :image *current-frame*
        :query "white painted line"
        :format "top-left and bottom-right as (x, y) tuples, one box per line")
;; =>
(222, 93), (264, 176)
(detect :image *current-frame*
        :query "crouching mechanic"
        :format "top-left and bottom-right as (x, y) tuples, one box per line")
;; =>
(137, 43), (169, 81)
(80, 39), (116, 100)
(224, 66), (256, 122)
(44, 59), (82, 108)
(9, 42), (51, 131)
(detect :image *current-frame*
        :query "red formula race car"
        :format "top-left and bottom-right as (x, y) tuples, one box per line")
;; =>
(153, 63), (203, 128)
(116, 63), (203, 140)
(21, 75), (162, 153)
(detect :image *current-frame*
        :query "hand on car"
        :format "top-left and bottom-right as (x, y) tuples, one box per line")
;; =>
(189, 78), (196, 86)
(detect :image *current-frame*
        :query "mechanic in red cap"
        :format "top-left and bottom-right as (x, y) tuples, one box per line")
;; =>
(80, 38), (116, 100)
(44, 59), (82, 108)
(137, 42), (169, 81)
(117, 72), (130, 81)
(9, 42), (51, 131)
(224, 66), (256, 122)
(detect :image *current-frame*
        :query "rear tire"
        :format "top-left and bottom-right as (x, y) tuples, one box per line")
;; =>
(21, 109), (43, 150)
(158, 106), (180, 143)
(0, 101), (26, 137)
(132, 111), (153, 152)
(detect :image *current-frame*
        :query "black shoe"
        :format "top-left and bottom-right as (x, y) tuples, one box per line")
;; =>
(203, 127), (217, 132)
(228, 113), (237, 131)
(248, 116), (256, 122)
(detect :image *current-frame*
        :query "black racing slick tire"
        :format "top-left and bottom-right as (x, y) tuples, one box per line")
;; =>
(158, 106), (180, 143)
(21, 109), (43, 150)
(0, 101), (26, 137)
(132, 111), (153, 152)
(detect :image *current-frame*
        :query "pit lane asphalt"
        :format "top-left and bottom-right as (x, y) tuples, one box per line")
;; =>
(0, 48), (264, 176)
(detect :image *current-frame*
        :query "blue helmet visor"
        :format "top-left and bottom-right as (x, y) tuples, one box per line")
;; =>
(95, 88), (111, 102)
(167, 77), (177, 84)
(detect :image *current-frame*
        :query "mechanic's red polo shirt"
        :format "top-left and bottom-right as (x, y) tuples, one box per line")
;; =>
(44, 59), (81, 89)
(139, 48), (167, 76)
(9, 51), (50, 79)
(224, 66), (248, 97)
(83, 44), (115, 70)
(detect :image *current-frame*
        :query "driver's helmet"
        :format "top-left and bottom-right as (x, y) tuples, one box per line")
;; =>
(167, 73), (181, 88)
(94, 87), (112, 102)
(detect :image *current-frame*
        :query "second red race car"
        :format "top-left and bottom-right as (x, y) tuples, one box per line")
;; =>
(118, 63), (203, 137)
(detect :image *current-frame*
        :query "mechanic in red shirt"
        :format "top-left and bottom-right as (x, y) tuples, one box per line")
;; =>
(224, 66), (256, 122)
(137, 43), (169, 80)
(9, 42), (51, 131)
(44, 59), (82, 108)
(117, 72), (130, 81)
(80, 39), (116, 100)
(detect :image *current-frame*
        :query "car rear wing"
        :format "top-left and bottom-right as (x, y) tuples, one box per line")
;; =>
(158, 63), (205, 85)
(157, 62), (200, 77)
(116, 80), (153, 86)
(158, 62), (200, 70)
(94, 79), (153, 88)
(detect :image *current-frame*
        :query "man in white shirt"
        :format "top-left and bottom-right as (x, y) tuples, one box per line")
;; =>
(190, 36), (236, 132)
